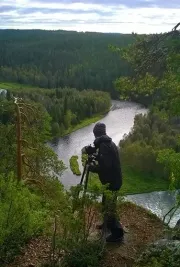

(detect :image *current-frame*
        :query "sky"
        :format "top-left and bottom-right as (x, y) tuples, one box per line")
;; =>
(0, 0), (179, 33)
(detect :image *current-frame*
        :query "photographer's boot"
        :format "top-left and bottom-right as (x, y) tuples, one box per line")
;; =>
(106, 234), (124, 243)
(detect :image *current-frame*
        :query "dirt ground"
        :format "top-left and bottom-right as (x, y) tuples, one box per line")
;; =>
(7, 202), (165, 267)
(102, 202), (164, 267)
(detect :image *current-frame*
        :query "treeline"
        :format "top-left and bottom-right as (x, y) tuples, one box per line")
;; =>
(0, 30), (134, 97)
(115, 29), (180, 187)
(1, 86), (111, 137)
(120, 110), (179, 178)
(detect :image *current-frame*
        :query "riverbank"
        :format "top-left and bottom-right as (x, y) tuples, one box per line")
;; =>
(0, 81), (111, 140)
(81, 164), (170, 195)
(121, 166), (170, 195)
(89, 173), (169, 195)
(60, 112), (107, 138)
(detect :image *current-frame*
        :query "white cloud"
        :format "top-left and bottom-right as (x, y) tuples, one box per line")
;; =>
(0, 0), (179, 33)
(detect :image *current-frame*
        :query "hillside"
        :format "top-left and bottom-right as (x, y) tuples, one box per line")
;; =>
(0, 30), (134, 96)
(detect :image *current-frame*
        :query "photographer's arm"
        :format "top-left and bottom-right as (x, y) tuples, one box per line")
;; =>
(88, 162), (100, 173)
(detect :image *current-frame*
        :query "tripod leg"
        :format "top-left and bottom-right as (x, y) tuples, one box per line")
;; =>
(80, 161), (87, 185)
(84, 167), (90, 192)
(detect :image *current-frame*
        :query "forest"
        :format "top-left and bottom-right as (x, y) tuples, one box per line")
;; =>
(0, 30), (134, 97)
(0, 27), (180, 267)
(0, 85), (111, 137)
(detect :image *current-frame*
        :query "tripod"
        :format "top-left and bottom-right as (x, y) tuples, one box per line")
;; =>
(78, 154), (96, 196)
(80, 161), (89, 193)
(72, 157), (93, 212)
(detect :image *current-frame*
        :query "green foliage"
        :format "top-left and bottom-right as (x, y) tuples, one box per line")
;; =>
(135, 241), (180, 267)
(52, 122), (60, 137)
(43, 183), (106, 267)
(157, 149), (180, 188)
(61, 240), (105, 267)
(119, 112), (179, 180)
(87, 165), (170, 195)
(69, 156), (81, 176)
(114, 31), (180, 113)
(115, 73), (158, 104)
(0, 173), (48, 264)
(0, 123), (16, 174)
(114, 28), (180, 203)
(157, 149), (180, 224)
(0, 96), (69, 263)
(0, 30), (134, 96)
(121, 167), (169, 195)
(2, 84), (111, 138)
(64, 113), (104, 137)
(0, 101), (66, 181)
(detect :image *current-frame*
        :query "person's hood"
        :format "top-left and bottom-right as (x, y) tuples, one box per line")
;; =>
(94, 135), (112, 147)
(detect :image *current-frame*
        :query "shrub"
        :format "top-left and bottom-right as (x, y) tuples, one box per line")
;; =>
(135, 240), (180, 267)
(120, 141), (164, 177)
(0, 173), (48, 264)
(44, 184), (106, 267)
(61, 240), (105, 267)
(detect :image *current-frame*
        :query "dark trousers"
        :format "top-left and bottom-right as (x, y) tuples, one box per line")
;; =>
(102, 191), (123, 237)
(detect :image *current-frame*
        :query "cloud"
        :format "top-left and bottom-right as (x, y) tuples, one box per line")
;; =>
(0, 0), (179, 33)
(29, 0), (180, 9)
(0, 5), (16, 13)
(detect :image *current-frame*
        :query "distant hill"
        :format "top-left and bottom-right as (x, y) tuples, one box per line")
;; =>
(0, 30), (134, 96)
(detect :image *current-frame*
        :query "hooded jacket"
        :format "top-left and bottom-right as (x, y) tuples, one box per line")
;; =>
(89, 135), (122, 191)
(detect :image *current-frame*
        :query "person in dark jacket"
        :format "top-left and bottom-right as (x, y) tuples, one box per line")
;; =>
(88, 122), (124, 242)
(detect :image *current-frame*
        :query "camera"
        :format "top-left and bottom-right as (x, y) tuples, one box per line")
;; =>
(82, 145), (97, 164)
(84, 145), (96, 155)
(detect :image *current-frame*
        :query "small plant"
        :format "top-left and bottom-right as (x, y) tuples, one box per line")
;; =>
(69, 155), (81, 176)
(135, 241), (180, 267)
(61, 240), (105, 267)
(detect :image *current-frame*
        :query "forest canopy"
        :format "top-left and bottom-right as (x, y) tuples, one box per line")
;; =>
(0, 30), (134, 97)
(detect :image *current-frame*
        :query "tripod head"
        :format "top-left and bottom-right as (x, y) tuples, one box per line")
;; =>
(83, 144), (97, 163)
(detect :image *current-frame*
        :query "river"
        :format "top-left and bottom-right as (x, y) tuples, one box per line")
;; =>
(50, 100), (179, 227)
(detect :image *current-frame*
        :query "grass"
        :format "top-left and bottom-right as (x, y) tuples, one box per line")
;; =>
(87, 166), (170, 195)
(69, 156), (81, 176)
(0, 81), (52, 94)
(121, 166), (170, 195)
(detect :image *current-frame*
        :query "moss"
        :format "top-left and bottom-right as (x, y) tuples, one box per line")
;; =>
(69, 156), (81, 176)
